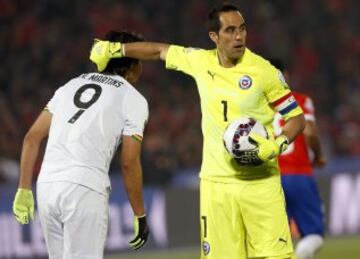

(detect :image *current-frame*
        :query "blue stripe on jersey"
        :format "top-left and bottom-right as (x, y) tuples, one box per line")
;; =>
(279, 102), (298, 115)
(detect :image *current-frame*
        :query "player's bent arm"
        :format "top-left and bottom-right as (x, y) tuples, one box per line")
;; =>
(123, 42), (170, 61)
(250, 114), (305, 162)
(120, 135), (146, 216)
(19, 110), (52, 189)
(281, 113), (305, 143)
(303, 120), (326, 167)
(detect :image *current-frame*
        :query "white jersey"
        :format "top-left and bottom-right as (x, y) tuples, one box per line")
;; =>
(37, 73), (149, 194)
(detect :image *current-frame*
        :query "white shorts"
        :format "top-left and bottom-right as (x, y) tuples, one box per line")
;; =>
(37, 182), (109, 259)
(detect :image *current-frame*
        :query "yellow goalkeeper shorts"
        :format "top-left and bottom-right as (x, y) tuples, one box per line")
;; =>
(200, 175), (294, 259)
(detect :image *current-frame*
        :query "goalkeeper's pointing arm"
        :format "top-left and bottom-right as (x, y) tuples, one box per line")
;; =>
(123, 42), (170, 61)
(90, 39), (170, 71)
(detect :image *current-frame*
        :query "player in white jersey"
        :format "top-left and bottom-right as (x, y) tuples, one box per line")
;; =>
(12, 31), (150, 258)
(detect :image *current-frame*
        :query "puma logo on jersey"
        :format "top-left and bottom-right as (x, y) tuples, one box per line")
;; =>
(207, 70), (215, 80)
(168, 64), (178, 70)
(278, 238), (287, 245)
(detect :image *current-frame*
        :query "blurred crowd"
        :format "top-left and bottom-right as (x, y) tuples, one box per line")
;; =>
(0, 0), (359, 185)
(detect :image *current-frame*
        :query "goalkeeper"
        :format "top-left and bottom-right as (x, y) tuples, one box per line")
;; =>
(90, 3), (305, 259)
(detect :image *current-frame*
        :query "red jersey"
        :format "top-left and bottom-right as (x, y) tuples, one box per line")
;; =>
(274, 92), (315, 175)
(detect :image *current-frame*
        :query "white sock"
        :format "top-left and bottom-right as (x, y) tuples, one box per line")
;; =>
(295, 234), (324, 259)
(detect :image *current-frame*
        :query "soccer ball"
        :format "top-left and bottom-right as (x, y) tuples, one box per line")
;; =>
(223, 117), (268, 166)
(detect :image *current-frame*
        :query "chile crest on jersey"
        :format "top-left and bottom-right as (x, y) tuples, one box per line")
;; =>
(238, 75), (252, 89)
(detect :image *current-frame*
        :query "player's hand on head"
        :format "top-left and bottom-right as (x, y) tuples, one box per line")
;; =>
(129, 214), (149, 250)
(249, 133), (289, 162)
(89, 39), (124, 72)
(13, 188), (35, 224)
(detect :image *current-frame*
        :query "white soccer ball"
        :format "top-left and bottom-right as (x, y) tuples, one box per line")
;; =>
(223, 117), (268, 166)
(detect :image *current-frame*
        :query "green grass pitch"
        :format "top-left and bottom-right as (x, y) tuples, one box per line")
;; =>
(105, 235), (360, 259)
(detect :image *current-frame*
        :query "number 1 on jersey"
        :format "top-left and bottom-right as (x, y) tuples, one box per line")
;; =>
(221, 100), (228, 122)
(201, 215), (207, 238)
(68, 84), (102, 124)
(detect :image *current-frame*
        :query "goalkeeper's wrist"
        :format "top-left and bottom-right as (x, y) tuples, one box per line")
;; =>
(275, 135), (289, 154)
(135, 214), (146, 219)
(18, 188), (32, 193)
(109, 42), (124, 58)
(122, 43), (126, 57)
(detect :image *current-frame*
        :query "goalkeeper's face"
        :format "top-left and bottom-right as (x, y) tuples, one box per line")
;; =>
(214, 11), (247, 60)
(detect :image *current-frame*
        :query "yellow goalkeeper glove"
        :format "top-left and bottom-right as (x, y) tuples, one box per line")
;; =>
(89, 39), (124, 72)
(129, 214), (149, 250)
(249, 133), (289, 162)
(13, 188), (34, 224)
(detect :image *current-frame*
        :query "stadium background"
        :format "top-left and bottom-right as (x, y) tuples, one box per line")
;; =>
(0, 0), (359, 258)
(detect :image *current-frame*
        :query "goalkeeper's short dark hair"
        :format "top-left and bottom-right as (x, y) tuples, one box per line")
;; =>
(103, 30), (144, 76)
(207, 3), (241, 33)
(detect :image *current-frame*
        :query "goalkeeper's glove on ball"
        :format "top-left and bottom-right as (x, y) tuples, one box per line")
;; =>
(89, 39), (124, 72)
(249, 133), (289, 162)
(13, 188), (35, 224)
(129, 214), (149, 250)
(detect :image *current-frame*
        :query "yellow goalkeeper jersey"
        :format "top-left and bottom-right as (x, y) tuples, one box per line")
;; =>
(165, 45), (303, 181)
